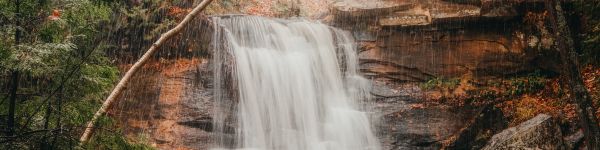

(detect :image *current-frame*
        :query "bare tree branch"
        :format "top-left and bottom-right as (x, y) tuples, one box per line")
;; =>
(79, 0), (214, 143)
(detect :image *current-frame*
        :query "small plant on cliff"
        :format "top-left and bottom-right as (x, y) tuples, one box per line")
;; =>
(506, 71), (546, 96)
(420, 77), (461, 90)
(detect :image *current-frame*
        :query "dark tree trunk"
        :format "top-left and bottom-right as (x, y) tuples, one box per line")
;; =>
(50, 87), (63, 148)
(7, 0), (22, 137)
(43, 97), (52, 130)
(42, 92), (53, 149)
(545, 0), (600, 149)
(7, 71), (19, 136)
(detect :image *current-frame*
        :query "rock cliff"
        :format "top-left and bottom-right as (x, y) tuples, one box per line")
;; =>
(112, 1), (571, 149)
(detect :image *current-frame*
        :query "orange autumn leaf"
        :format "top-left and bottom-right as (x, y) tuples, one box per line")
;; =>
(52, 9), (60, 17)
(48, 9), (61, 20)
(168, 6), (190, 17)
(410, 103), (425, 109)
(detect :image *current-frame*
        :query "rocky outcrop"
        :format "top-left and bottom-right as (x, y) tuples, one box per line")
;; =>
(332, 0), (543, 27)
(111, 58), (217, 150)
(111, 1), (569, 149)
(332, 0), (414, 20)
(445, 105), (508, 150)
(330, 0), (561, 81)
(359, 22), (549, 81)
(371, 81), (509, 150)
(482, 114), (567, 150)
(380, 105), (475, 149)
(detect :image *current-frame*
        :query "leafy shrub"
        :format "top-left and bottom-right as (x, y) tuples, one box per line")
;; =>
(420, 77), (461, 90)
(507, 71), (546, 96)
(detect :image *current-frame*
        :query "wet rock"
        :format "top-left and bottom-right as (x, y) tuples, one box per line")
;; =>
(112, 1), (564, 149)
(360, 23), (544, 80)
(377, 102), (509, 150)
(480, 3), (518, 19)
(178, 118), (214, 132)
(379, 6), (431, 27)
(178, 117), (236, 134)
(113, 58), (216, 150)
(381, 106), (475, 149)
(372, 82), (476, 150)
(482, 114), (567, 150)
(347, 0), (561, 80)
(445, 105), (508, 150)
(429, 1), (481, 23)
(442, 0), (482, 5)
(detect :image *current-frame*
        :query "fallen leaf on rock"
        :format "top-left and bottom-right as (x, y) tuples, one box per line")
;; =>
(410, 103), (425, 109)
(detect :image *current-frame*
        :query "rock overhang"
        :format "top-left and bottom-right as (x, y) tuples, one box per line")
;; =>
(331, 0), (549, 27)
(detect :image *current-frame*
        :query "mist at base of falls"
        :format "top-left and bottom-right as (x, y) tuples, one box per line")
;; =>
(211, 16), (381, 150)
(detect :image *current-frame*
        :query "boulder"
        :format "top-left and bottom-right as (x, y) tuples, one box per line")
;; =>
(482, 114), (567, 150)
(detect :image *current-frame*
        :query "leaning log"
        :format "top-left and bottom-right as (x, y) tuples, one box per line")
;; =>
(79, 0), (213, 143)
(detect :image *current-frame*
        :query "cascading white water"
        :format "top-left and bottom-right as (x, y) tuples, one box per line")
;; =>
(212, 16), (380, 150)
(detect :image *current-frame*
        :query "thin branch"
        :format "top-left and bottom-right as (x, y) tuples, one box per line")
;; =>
(79, 0), (214, 143)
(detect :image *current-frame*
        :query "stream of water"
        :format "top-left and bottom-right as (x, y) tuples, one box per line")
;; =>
(212, 16), (380, 150)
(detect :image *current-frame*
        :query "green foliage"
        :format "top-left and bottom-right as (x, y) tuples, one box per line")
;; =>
(420, 77), (461, 90)
(7, 42), (75, 77)
(39, 20), (67, 43)
(82, 116), (155, 150)
(506, 71), (546, 96)
(0, 38), (12, 73)
(0, 0), (150, 149)
(84, 131), (156, 150)
(574, 1), (600, 65)
(105, 0), (181, 58)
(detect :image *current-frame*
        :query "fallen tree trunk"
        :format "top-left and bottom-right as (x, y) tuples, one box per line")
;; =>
(79, 0), (213, 143)
(545, 0), (600, 149)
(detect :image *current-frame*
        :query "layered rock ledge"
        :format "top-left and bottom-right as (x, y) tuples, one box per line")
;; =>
(329, 0), (559, 81)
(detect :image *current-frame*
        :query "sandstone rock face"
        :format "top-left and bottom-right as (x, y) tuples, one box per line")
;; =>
(482, 114), (567, 150)
(119, 59), (501, 150)
(113, 1), (564, 149)
(332, 0), (531, 27)
(112, 58), (217, 150)
(360, 23), (544, 81)
(331, 0), (559, 80)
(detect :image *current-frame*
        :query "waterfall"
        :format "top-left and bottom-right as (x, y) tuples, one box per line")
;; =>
(211, 16), (380, 150)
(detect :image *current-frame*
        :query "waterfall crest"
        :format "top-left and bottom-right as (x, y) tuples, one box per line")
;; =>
(212, 16), (380, 150)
